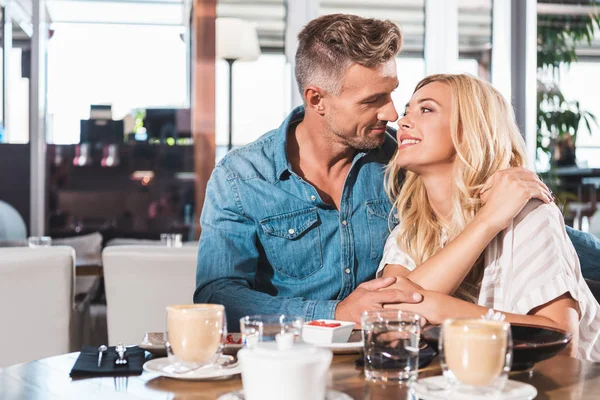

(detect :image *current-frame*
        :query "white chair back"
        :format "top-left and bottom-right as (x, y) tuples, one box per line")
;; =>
(102, 245), (198, 346)
(0, 246), (74, 367)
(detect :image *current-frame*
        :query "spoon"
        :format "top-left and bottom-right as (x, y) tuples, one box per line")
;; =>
(97, 345), (107, 367)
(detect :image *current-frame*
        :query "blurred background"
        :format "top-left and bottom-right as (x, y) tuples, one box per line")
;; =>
(0, 0), (600, 242)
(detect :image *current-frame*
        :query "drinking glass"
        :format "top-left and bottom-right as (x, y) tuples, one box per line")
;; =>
(160, 233), (182, 247)
(239, 314), (304, 348)
(361, 310), (421, 383)
(440, 319), (512, 395)
(28, 236), (52, 248)
(165, 304), (227, 373)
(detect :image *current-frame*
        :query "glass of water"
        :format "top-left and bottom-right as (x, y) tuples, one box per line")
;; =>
(160, 233), (182, 247)
(239, 314), (304, 348)
(361, 310), (421, 383)
(28, 236), (52, 248)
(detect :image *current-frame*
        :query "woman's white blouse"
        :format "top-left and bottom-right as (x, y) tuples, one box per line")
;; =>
(378, 200), (600, 361)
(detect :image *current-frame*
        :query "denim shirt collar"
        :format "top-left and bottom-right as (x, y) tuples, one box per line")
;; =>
(274, 105), (305, 180)
(273, 105), (373, 181)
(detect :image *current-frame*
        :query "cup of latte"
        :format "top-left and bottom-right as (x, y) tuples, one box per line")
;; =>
(165, 304), (227, 373)
(439, 319), (512, 395)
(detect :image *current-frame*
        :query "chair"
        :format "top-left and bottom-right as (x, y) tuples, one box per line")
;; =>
(0, 200), (27, 240)
(102, 245), (198, 346)
(567, 181), (598, 232)
(585, 278), (600, 304)
(0, 246), (75, 367)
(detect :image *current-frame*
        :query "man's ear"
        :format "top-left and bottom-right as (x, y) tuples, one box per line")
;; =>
(304, 86), (326, 116)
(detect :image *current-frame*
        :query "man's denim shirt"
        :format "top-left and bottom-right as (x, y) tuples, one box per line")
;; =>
(195, 106), (600, 330)
(194, 106), (398, 329)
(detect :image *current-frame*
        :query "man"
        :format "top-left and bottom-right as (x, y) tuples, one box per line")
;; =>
(194, 14), (597, 329)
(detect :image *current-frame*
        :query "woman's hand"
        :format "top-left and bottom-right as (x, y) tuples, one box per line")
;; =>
(384, 291), (454, 325)
(478, 168), (553, 233)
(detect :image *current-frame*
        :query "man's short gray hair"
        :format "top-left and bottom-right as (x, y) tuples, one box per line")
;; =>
(295, 14), (403, 98)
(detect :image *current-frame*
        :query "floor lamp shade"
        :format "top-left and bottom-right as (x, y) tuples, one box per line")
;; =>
(216, 18), (261, 62)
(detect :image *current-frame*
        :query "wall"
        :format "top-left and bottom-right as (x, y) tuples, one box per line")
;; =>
(0, 144), (30, 233)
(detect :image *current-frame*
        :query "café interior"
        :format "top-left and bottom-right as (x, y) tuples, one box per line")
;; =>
(2, 0), (600, 398)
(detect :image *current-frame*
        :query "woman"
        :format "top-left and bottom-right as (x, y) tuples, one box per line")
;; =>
(379, 74), (600, 361)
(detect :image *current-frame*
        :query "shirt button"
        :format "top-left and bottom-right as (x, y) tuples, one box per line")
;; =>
(342, 220), (347, 226)
(288, 229), (295, 234)
(344, 268), (351, 274)
(310, 195), (316, 201)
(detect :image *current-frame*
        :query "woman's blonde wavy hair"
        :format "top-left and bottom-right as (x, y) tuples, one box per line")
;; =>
(385, 74), (528, 302)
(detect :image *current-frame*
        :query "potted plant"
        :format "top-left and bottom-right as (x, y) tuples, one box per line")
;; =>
(537, 2), (600, 211)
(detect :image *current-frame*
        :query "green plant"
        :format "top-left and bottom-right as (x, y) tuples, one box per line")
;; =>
(537, 2), (600, 164)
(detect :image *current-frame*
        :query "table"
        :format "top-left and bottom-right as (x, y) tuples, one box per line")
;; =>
(1, 354), (599, 399)
(76, 255), (103, 276)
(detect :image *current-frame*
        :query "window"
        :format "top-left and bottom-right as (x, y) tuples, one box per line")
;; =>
(215, 0), (288, 158)
(457, 0), (492, 79)
(47, 24), (187, 144)
(319, 0), (427, 129)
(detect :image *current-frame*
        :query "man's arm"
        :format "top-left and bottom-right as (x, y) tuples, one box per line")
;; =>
(193, 166), (339, 331)
(566, 226), (600, 280)
(194, 166), (423, 329)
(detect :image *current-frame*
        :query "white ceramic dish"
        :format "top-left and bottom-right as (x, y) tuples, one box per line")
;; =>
(411, 376), (538, 400)
(139, 332), (167, 356)
(312, 330), (363, 354)
(218, 390), (353, 400)
(143, 356), (241, 380)
(139, 332), (242, 357)
(302, 320), (356, 344)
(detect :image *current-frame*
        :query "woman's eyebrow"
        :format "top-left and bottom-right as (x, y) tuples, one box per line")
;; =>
(405, 98), (440, 109)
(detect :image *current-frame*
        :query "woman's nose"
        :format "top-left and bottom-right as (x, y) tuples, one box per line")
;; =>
(399, 115), (414, 130)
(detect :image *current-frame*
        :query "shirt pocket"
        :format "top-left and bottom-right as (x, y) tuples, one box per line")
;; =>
(259, 208), (323, 280)
(366, 199), (398, 260)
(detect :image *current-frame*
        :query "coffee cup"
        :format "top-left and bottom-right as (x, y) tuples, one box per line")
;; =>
(165, 304), (227, 372)
(440, 319), (512, 394)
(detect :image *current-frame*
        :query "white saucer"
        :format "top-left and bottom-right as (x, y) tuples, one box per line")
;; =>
(412, 376), (537, 400)
(143, 357), (241, 381)
(217, 390), (353, 400)
(314, 341), (363, 354)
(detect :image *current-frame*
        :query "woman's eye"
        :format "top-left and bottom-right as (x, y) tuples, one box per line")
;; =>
(421, 107), (432, 113)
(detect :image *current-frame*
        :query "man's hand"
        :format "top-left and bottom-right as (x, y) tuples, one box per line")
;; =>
(383, 275), (424, 292)
(334, 277), (423, 324)
(478, 168), (553, 232)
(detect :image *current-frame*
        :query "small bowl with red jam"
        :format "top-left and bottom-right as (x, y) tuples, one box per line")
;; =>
(302, 319), (356, 344)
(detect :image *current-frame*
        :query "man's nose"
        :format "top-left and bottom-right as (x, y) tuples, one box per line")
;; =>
(378, 101), (399, 123)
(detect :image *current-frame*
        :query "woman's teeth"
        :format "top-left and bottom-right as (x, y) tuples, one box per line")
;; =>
(401, 139), (421, 145)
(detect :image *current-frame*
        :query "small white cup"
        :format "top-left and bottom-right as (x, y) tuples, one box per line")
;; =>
(160, 233), (182, 248)
(28, 236), (52, 248)
(238, 336), (332, 400)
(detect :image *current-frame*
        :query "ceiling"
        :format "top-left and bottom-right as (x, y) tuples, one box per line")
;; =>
(46, 0), (188, 26)
(35, 0), (600, 57)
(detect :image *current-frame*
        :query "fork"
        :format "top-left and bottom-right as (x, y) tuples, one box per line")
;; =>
(114, 375), (128, 392)
(115, 343), (128, 366)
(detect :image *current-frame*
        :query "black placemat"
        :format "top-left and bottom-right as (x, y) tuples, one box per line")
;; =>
(70, 345), (147, 378)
